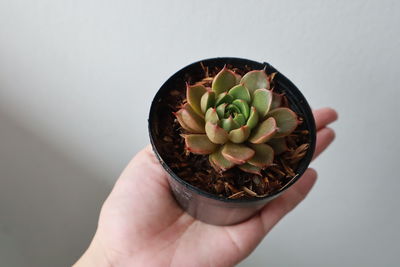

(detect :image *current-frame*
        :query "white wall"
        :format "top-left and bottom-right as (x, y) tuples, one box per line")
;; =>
(0, 0), (399, 266)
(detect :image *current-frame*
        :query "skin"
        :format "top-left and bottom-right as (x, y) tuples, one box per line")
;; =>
(74, 107), (338, 267)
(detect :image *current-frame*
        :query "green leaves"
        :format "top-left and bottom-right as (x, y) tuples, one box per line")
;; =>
(240, 70), (270, 93)
(228, 85), (251, 103)
(186, 84), (207, 117)
(232, 99), (250, 119)
(246, 106), (259, 129)
(252, 89), (272, 118)
(205, 107), (219, 124)
(216, 103), (227, 119)
(174, 103), (205, 133)
(200, 91), (216, 113)
(221, 143), (255, 165)
(226, 103), (241, 114)
(205, 122), (229, 144)
(215, 92), (233, 106)
(268, 108), (298, 137)
(209, 147), (235, 171)
(183, 134), (218, 155)
(173, 66), (302, 175)
(229, 126), (250, 143)
(221, 116), (240, 132)
(247, 143), (274, 167)
(212, 66), (238, 94)
(233, 113), (246, 126)
(249, 117), (277, 144)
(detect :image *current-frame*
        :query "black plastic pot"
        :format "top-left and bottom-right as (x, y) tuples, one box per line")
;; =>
(148, 57), (316, 226)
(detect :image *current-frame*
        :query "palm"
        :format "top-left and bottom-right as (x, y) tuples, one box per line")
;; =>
(87, 108), (337, 267)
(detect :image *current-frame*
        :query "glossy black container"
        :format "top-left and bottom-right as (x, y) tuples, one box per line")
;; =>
(148, 57), (316, 226)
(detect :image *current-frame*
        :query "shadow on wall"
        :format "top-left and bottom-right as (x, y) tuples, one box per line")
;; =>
(0, 110), (112, 267)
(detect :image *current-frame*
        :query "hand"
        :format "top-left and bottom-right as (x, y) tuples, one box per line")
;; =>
(74, 107), (338, 267)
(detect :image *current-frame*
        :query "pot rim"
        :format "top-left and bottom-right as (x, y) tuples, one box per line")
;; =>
(148, 57), (316, 203)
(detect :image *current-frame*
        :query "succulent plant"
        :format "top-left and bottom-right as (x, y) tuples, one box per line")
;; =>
(174, 66), (299, 175)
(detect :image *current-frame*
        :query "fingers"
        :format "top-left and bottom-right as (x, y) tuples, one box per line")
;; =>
(312, 107), (337, 160)
(313, 127), (336, 160)
(259, 168), (318, 233)
(255, 108), (337, 232)
(313, 107), (338, 130)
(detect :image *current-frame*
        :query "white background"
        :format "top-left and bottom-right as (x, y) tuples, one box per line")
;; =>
(1, 0), (399, 266)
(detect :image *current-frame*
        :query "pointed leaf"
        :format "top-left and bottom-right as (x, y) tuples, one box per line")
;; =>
(228, 85), (251, 103)
(221, 116), (240, 132)
(174, 104), (205, 133)
(267, 137), (288, 155)
(205, 107), (219, 124)
(249, 117), (277, 144)
(205, 122), (229, 144)
(211, 67), (237, 94)
(229, 125), (250, 143)
(240, 70), (270, 93)
(175, 110), (196, 132)
(200, 91), (216, 114)
(268, 108), (298, 137)
(233, 113), (246, 126)
(215, 92), (233, 106)
(252, 89), (272, 118)
(246, 106), (259, 129)
(270, 92), (284, 109)
(209, 147), (235, 171)
(221, 143), (255, 165)
(187, 84), (207, 117)
(216, 103), (227, 119)
(183, 134), (218, 155)
(238, 163), (261, 175)
(247, 143), (274, 167)
(232, 99), (250, 119)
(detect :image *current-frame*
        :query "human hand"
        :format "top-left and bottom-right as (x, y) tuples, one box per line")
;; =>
(74, 107), (338, 267)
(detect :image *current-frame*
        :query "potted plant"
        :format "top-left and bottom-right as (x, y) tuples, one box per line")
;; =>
(148, 57), (316, 226)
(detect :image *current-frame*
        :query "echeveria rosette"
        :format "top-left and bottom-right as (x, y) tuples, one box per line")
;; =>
(174, 66), (299, 174)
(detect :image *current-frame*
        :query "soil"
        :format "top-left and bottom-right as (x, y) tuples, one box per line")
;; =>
(152, 64), (310, 199)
